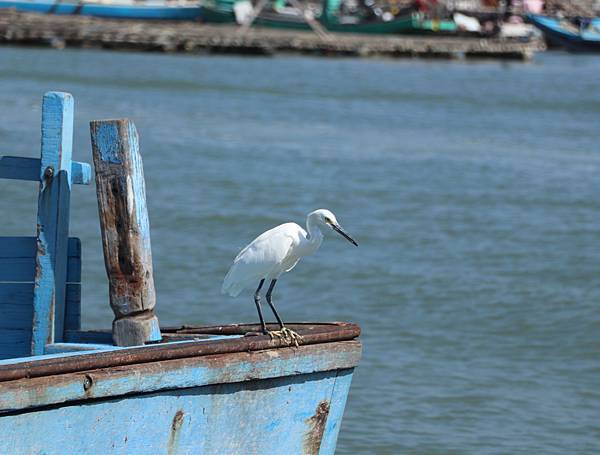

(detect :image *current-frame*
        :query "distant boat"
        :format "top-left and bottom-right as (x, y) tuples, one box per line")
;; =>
(201, 0), (457, 34)
(0, 0), (202, 20)
(528, 14), (600, 52)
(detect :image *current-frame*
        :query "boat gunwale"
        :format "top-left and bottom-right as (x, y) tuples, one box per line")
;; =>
(0, 322), (360, 382)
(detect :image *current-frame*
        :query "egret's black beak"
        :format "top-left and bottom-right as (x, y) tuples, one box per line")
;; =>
(332, 224), (358, 246)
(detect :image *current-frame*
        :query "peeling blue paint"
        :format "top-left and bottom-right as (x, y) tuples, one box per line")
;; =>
(93, 122), (123, 164)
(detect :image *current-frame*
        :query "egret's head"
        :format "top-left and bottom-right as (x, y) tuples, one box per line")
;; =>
(310, 209), (358, 246)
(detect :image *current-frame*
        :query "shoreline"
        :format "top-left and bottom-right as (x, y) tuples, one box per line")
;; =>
(0, 10), (545, 60)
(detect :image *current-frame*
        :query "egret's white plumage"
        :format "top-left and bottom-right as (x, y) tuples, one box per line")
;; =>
(222, 209), (356, 297)
(221, 209), (356, 344)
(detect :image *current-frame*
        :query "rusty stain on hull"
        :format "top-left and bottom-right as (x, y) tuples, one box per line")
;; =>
(304, 400), (330, 455)
(167, 410), (184, 455)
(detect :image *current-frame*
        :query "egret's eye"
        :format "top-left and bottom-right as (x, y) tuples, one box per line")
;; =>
(324, 217), (332, 224)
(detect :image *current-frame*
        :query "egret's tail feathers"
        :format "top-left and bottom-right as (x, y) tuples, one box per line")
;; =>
(221, 265), (245, 297)
(221, 281), (244, 297)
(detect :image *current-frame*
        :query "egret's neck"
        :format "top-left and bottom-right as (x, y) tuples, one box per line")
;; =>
(305, 216), (324, 251)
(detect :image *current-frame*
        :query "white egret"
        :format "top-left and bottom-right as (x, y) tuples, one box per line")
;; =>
(222, 209), (358, 345)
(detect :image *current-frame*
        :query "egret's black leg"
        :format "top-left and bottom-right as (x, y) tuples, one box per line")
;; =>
(254, 279), (267, 334)
(265, 279), (302, 346)
(266, 279), (285, 329)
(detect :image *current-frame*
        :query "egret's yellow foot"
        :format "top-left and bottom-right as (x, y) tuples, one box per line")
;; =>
(268, 327), (303, 347)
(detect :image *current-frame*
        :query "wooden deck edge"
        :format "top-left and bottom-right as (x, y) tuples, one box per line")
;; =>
(0, 322), (361, 382)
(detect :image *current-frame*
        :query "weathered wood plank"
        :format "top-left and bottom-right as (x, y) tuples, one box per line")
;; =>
(0, 156), (38, 181)
(0, 340), (361, 412)
(0, 258), (35, 282)
(32, 91), (74, 353)
(0, 282), (34, 358)
(64, 329), (114, 345)
(0, 156), (91, 185)
(90, 119), (160, 346)
(0, 283), (79, 357)
(0, 323), (361, 381)
(44, 342), (111, 354)
(0, 256), (80, 283)
(0, 335), (31, 360)
(0, 368), (354, 454)
(0, 237), (36, 258)
(63, 283), (81, 331)
(0, 282), (34, 304)
(0, 283), (34, 329)
(0, 237), (80, 259)
(0, 237), (80, 360)
(0, 238), (81, 282)
(0, 283), (31, 358)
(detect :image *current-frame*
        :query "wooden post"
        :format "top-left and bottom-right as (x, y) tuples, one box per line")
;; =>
(31, 92), (74, 354)
(90, 119), (161, 347)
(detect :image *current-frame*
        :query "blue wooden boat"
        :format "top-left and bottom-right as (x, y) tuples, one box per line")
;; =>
(0, 91), (361, 453)
(528, 14), (600, 52)
(0, 0), (202, 20)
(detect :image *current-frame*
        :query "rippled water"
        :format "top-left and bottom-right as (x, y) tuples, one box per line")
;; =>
(1, 47), (599, 454)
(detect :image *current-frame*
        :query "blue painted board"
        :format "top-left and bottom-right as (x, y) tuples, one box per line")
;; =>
(0, 237), (81, 281)
(0, 283), (34, 329)
(0, 258), (35, 282)
(319, 367), (354, 454)
(0, 337), (30, 361)
(64, 283), (81, 331)
(0, 340), (361, 412)
(0, 369), (354, 454)
(0, 339), (360, 452)
(0, 281), (34, 359)
(0, 256), (80, 282)
(32, 91), (74, 353)
(0, 156), (38, 181)
(0, 156), (91, 185)
(0, 236), (80, 359)
(44, 342), (113, 354)
(64, 329), (114, 345)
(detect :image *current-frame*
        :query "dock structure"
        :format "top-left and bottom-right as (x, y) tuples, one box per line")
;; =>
(0, 10), (544, 60)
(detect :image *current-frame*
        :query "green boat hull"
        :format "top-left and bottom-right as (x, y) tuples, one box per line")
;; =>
(200, 4), (237, 23)
(200, 4), (456, 34)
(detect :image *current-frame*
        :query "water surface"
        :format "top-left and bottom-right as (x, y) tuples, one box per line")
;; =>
(0, 48), (599, 454)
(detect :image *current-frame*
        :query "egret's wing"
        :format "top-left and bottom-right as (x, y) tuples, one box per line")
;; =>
(222, 224), (297, 297)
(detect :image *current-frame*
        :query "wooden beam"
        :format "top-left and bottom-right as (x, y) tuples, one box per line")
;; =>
(31, 91), (75, 354)
(0, 237), (81, 282)
(90, 119), (161, 347)
(0, 156), (91, 185)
